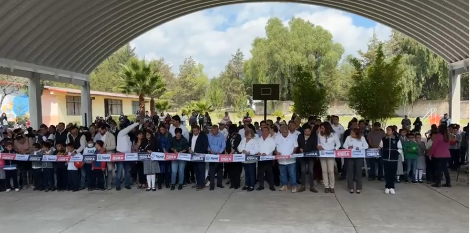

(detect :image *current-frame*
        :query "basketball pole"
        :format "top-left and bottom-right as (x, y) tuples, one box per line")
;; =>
(263, 100), (267, 121)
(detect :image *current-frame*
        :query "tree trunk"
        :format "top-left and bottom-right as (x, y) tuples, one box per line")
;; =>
(150, 97), (156, 116)
(139, 92), (145, 122)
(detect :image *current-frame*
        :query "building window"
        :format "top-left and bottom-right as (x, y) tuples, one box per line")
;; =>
(105, 99), (122, 116)
(66, 96), (81, 115)
(132, 101), (140, 115)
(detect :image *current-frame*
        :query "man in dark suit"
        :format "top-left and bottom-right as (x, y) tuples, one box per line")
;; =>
(189, 125), (209, 191)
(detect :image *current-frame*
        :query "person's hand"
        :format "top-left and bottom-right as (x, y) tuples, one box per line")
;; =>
(147, 150), (152, 153)
(299, 148), (304, 153)
(275, 151), (281, 155)
(230, 149), (235, 154)
(163, 149), (167, 153)
(209, 149), (214, 154)
(102, 168), (105, 171)
(355, 147), (359, 150)
(189, 149), (193, 153)
(242, 150), (248, 154)
(317, 145), (324, 150)
(348, 146), (353, 149)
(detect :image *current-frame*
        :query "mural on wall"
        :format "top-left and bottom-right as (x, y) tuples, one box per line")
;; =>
(1, 94), (29, 121)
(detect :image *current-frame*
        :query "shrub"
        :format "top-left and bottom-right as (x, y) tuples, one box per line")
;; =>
(272, 110), (285, 119)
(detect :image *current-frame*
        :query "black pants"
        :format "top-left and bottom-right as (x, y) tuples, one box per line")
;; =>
(257, 160), (274, 189)
(229, 162), (242, 188)
(92, 170), (105, 189)
(43, 168), (55, 190)
(56, 167), (68, 190)
(425, 156), (434, 182)
(185, 162), (195, 183)
(83, 163), (93, 189)
(5, 169), (18, 189)
(298, 158), (314, 188)
(68, 170), (80, 191)
(272, 161), (280, 186)
(32, 168), (43, 190)
(450, 149), (461, 169)
(136, 162), (146, 185)
(383, 161), (398, 189)
(367, 157), (384, 179)
(193, 162), (206, 187)
(0, 179), (5, 191)
(209, 163), (223, 188)
(434, 158), (451, 185)
(157, 161), (171, 187)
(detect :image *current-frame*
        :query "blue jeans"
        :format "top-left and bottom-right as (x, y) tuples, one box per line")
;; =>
(279, 163), (296, 186)
(244, 163), (256, 187)
(368, 157), (383, 179)
(171, 160), (186, 185)
(405, 158), (417, 182)
(115, 162), (131, 188)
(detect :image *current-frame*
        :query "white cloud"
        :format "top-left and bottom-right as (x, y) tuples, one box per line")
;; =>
(130, 3), (391, 78)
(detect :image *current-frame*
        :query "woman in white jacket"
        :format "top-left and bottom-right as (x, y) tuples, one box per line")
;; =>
(317, 122), (341, 193)
(237, 129), (259, 191)
(343, 128), (369, 194)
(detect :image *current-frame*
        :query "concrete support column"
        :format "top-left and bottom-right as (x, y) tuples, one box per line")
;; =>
(81, 81), (92, 126)
(449, 72), (461, 124)
(28, 73), (42, 129)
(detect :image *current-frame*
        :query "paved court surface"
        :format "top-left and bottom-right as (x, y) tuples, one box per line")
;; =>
(0, 178), (468, 233)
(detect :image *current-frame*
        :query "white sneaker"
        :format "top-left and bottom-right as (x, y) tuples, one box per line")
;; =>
(389, 188), (395, 195)
(14, 188), (19, 192)
(384, 188), (390, 194)
(5, 189), (11, 193)
(205, 181), (210, 187)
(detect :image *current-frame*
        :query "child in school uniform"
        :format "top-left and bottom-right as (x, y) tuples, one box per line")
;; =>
(41, 141), (55, 192)
(92, 140), (106, 191)
(403, 133), (419, 183)
(3, 142), (19, 192)
(54, 142), (68, 191)
(83, 139), (96, 191)
(66, 143), (80, 192)
(31, 143), (44, 191)
(415, 134), (426, 183)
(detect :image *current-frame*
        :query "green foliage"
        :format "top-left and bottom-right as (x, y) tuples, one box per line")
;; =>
(206, 78), (225, 110)
(193, 100), (214, 113)
(236, 108), (255, 119)
(155, 99), (171, 113)
(272, 110), (285, 119)
(461, 73), (469, 100)
(244, 17), (343, 100)
(171, 57), (209, 107)
(348, 44), (403, 122)
(291, 66), (329, 119)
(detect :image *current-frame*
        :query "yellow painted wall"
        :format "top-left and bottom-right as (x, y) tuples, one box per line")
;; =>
(44, 92), (150, 126)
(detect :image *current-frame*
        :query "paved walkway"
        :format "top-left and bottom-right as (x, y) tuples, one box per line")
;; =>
(0, 179), (467, 233)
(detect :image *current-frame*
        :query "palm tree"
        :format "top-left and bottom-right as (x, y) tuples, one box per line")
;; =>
(120, 58), (165, 121)
(155, 99), (171, 114)
(194, 100), (214, 113)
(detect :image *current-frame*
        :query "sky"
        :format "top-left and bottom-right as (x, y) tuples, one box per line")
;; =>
(130, 2), (392, 78)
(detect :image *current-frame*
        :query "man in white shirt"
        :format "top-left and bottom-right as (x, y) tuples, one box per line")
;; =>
(331, 115), (345, 139)
(257, 126), (276, 191)
(114, 122), (139, 191)
(288, 121), (301, 138)
(170, 115), (189, 140)
(275, 124), (298, 193)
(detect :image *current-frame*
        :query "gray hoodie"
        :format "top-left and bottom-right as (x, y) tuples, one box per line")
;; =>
(42, 149), (55, 169)
(32, 150), (43, 169)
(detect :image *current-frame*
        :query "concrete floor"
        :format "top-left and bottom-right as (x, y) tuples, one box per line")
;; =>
(0, 179), (468, 233)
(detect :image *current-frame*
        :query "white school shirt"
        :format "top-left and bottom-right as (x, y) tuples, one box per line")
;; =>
(274, 134), (298, 165)
(332, 124), (345, 137)
(343, 136), (369, 150)
(67, 152), (78, 170)
(317, 133), (341, 151)
(238, 138), (259, 164)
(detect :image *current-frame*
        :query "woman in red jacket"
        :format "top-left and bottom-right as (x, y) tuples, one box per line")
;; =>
(429, 124), (451, 187)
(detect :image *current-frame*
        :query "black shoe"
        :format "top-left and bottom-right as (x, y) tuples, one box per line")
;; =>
(158, 185), (162, 190)
(209, 187), (214, 191)
(152, 188), (156, 191)
(330, 188), (335, 193)
(378, 178), (384, 181)
(165, 184), (170, 189)
(45, 189), (49, 192)
(226, 181), (230, 185)
(171, 185), (175, 190)
(339, 177), (346, 180)
(234, 186), (239, 189)
(229, 185), (234, 189)
(87, 188), (92, 191)
(368, 177), (375, 181)
(412, 181), (418, 184)
(146, 188), (151, 191)
(217, 185), (225, 188)
(442, 183), (451, 187)
(125, 186), (131, 190)
(242, 186), (248, 190)
(72, 190), (78, 192)
(247, 187), (254, 192)
(191, 185), (198, 189)
(431, 184), (441, 188)
(396, 179), (401, 183)
(256, 187), (264, 191)
(116, 187), (121, 191)
(178, 185), (183, 190)
(324, 188), (330, 193)
(418, 180), (424, 183)
(269, 187), (276, 191)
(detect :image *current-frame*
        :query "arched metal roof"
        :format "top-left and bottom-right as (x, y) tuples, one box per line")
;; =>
(0, 0), (468, 75)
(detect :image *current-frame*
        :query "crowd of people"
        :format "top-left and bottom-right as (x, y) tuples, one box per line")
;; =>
(0, 111), (467, 196)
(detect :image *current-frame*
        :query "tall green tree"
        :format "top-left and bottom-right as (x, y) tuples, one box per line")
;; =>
(218, 49), (247, 107)
(155, 99), (171, 113)
(348, 44), (403, 122)
(206, 78), (225, 110)
(119, 58), (165, 120)
(291, 66), (329, 118)
(244, 17), (343, 100)
(462, 72), (469, 100)
(172, 57), (209, 107)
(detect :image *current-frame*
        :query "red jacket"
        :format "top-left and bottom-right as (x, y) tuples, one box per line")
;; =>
(92, 148), (106, 170)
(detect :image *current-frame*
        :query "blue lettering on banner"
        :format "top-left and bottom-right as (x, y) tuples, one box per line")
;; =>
(83, 155), (96, 162)
(304, 151), (320, 157)
(125, 153), (138, 161)
(320, 150), (335, 158)
(70, 155), (83, 162)
(151, 152), (165, 161)
(96, 154), (110, 161)
(366, 148), (380, 158)
(259, 155), (275, 161)
(351, 149), (365, 158)
(15, 154), (29, 161)
(28, 155), (42, 161)
(43, 155), (57, 162)
(177, 153), (192, 161)
(232, 154), (245, 162)
(205, 154), (219, 162)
